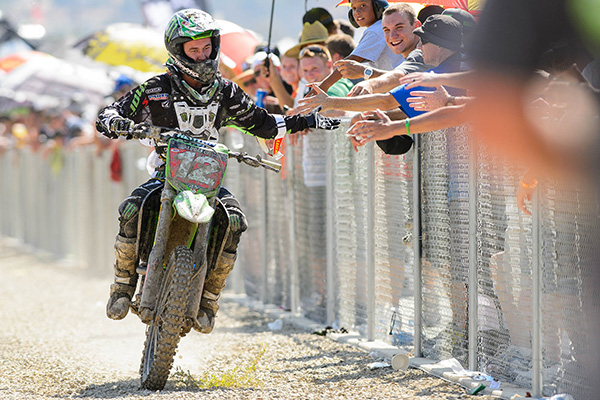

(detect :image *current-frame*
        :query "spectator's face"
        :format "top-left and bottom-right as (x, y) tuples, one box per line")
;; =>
(300, 56), (331, 84)
(183, 37), (212, 62)
(48, 115), (65, 130)
(241, 76), (260, 95)
(419, 40), (442, 66)
(280, 56), (300, 86)
(382, 11), (419, 56)
(350, 0), (377, 28)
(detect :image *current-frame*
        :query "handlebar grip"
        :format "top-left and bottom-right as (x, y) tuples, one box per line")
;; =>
(260, 158), (282, 172)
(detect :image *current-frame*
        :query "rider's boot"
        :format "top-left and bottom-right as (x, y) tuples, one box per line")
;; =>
(106, 235), (138, 320)
(196, 250), (236, 333)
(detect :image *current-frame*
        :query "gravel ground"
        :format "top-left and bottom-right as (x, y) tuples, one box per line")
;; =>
(0, 238), (495, 400)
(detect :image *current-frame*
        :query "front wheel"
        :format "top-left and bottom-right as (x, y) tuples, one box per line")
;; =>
(139, 245), (194, 390)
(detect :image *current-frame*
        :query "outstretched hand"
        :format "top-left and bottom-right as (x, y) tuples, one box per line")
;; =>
(406, 87), (450, 112)
(398, 72), (440, 89)
(347, 109), (398, 148)
(334, 59), (366, 80)
(295, 83), (332, 115)
(347, 81), (373, 97)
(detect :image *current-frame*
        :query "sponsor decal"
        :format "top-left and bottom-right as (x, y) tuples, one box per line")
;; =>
(129, 82), (148, 113)
(145, 87), (161, 94)
(148, 93), (169, 101)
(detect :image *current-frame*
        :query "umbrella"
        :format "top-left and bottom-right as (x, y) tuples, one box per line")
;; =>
(0, 51), (113, 109)
(0, 50), (42, 73)
(74, 23), (168, 73)
(217, 19), (261, 76)
(75, 21), (259, 77)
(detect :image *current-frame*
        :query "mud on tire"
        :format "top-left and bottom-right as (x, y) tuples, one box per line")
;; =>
(139, 245), (194, 390)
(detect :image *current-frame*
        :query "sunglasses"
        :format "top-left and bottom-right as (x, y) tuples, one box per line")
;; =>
(299, 45), (327, 58)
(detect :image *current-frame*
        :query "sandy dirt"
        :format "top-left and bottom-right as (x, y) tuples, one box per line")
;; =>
(0, 238), (493, 400)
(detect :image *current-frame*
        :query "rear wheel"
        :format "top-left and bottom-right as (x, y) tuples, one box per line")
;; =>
(139, 245), (194, 390)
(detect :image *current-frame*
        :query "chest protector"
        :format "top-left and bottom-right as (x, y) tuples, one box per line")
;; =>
(173, 99), (221, 142)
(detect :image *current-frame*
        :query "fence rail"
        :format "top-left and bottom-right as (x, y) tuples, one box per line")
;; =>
(1, 122), (596, 399)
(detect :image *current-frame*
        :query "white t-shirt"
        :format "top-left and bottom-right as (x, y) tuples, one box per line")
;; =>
(294, 78), (308, 107)
(350, 20), (405, 71)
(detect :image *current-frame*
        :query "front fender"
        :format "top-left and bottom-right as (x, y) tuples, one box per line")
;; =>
(174, 191), (215, 223)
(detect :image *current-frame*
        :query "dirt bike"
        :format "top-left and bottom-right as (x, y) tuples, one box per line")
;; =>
(125, 123), (280, 390)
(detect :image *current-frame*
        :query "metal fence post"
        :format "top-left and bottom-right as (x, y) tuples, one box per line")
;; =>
(261, 169), (268, 304)
(367, 142), (376, 341)
(326, 131), (335, 325)
(412, 135), (423, 357)
(289, 148), (300, 315)
(468, 132), (478, 371)
(532, 182), (542, 397)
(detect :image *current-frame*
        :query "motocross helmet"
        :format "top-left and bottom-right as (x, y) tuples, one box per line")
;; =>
(164, 9), (221, 85)
(347, 0), (389, 29)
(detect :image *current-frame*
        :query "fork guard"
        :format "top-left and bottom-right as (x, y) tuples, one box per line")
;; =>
(174, 190), (215, 223)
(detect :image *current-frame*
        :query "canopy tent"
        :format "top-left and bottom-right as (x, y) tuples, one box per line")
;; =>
(0, 51), (113, 110)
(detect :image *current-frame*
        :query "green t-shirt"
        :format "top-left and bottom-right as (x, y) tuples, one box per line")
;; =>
(327, 78), (353, 98)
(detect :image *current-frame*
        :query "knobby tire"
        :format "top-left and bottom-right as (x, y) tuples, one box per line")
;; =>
(139, 245), (194, 390)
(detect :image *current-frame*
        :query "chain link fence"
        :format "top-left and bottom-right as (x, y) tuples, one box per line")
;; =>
(1, 122), (598, 399)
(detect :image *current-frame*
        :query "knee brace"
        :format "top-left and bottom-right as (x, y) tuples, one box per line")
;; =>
(118, 196), (142, 238)
(118, 178), (163, 239)
(224, 205), (247, 253)
(217, 191), (247, 253)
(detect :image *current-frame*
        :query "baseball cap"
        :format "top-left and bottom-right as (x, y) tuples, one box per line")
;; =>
(413, 14), (462, 52)
(442, 8), (477, 37)
(250, 51), (281, 70)
(416, 4), (444, 24)
(303, 8), (335, 33)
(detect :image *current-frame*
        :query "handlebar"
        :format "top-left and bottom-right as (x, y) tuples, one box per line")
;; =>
(130, 123), (281, 173)
(228, 151), (281, 173)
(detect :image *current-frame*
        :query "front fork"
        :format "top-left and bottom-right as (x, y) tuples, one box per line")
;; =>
(138, 184), (177, 322)
(138, 183), (213, 324)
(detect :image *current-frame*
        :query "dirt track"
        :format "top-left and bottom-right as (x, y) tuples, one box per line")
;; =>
(0, 238), (492, 400)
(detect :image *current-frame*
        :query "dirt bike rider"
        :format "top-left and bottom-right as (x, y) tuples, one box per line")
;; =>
(96, 8), (340, 332)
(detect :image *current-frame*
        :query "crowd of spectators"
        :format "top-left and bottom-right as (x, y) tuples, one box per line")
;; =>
(227, 1), (600, 397)
(0, 73), (136, 154)
(0, 72), (137, 180)
(3, 1), (598, 186)
(225, 0), (599, 229)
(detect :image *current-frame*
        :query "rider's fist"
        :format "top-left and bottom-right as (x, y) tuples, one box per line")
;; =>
(305, 112), (341, 131)
(109, 117), (134, 138)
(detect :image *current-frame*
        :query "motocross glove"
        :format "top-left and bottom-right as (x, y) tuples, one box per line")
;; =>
(305, 112), (341, 131)
(129, 123), (150, 140)
(109, 117), (134, 139)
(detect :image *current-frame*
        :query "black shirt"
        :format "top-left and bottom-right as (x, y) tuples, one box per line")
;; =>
(97, 72), (313, 146)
